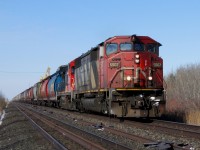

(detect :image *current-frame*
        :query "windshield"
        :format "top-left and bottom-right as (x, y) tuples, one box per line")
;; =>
(134, 43), (145, 51)
(146, 44), (157, 53)
(106, 43), (118, 55)
(120, 43), (132, 51)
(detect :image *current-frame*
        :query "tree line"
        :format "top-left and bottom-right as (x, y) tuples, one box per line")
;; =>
(0, 91), (7, 112)
(164, 63), (200, 124)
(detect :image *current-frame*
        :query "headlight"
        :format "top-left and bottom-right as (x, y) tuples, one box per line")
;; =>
(127, 76), (131, 81)
(150, 96), (155, 101)
(154, 99), (161, 102)
(148, 76), (153, 80)
(135, 59), (140, 63)
(139, 94), (143, 98)
(153, 102), (159, 106)
(135, 54), (140, 58)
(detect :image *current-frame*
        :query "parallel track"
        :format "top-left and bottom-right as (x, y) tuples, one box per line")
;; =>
(18, 103), (193, 150)
(71, 109), (200, 140)
(59, 113), (191, 150)
(16, 103), (132, 150)
(123, 119), (200, 140)
(15, 104), (68, 150)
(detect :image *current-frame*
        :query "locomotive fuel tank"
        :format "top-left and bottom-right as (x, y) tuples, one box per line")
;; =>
(81, 97), (107, 113)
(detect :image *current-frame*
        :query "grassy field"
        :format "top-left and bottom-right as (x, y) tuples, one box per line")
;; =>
(186, 111), (200, 125)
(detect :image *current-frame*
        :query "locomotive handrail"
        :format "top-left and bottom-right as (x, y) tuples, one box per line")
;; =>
(109, 67), (148, 88)
(109, 67), (135, 88)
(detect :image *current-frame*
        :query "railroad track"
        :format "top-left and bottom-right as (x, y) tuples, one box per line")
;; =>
(121, 119), (200, 140)
(55, 113), (192, 150)
(152, 119), (200, 132)
(68, 108), (200, 140)
(15, 104), (68, 150)
(15, 103), (133, 150)
(57, 108), (200, 139)
(16, 103), (194, 150)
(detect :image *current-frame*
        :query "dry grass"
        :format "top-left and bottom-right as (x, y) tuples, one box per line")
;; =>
(164, 63), (200, 125)
(162, 100), (200, 125)
(185, 111), (200, 125)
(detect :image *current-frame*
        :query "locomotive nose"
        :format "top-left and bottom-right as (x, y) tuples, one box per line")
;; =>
(151, 56), (163, 88)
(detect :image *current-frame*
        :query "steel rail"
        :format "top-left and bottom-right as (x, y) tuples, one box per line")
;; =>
(58, 114), (189, 150)
(49, 106), (191, 150)
(124, 119), (200, 140)
(18, 103), (132, 150)
(17, 103), (192, 150)
(24, 108), (106, 150)
(15, 104), (68, 150)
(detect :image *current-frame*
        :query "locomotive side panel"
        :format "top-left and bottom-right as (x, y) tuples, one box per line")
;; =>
(75, 57), (83, 92)
(89, 49), (99, 90)
(81, 54), (90, 92)
(65, 61), (75, 92)
(90, 60), (99, 89)
(75, 48), (99, 93)
(55, 74), (65, 93)
(55, 65), (68, 96)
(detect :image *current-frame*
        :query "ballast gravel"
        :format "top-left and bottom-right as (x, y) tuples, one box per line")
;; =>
(29, 104), (200, 150)
(0, 104), (55, 150)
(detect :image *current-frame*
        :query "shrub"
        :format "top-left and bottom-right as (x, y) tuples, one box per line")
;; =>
(164, 63), (200, 124)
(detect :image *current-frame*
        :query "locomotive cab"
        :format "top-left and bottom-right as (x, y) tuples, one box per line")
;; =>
(100, 35), (166, 118)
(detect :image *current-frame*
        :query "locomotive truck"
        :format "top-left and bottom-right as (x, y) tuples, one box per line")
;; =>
(13, 35), (166, 118)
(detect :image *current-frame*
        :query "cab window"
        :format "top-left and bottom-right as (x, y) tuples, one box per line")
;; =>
(106, 43), (118, 55)
(120, 43), (132, 51)
(146, 44), (157, 53)
(134, 43), (144, 51)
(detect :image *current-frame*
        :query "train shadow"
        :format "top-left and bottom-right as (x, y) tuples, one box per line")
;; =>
(120, 117), (154, 123)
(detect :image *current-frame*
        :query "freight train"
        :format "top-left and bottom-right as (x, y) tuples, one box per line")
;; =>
(13, 35), (166, 118)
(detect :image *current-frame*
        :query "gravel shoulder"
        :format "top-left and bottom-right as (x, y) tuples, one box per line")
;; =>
(0, 103), (55, 150)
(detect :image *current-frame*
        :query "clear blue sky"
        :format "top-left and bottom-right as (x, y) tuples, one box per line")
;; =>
(0, 0), (200, 100)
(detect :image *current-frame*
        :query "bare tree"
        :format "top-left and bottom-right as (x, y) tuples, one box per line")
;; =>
(165, 63), (200, 112)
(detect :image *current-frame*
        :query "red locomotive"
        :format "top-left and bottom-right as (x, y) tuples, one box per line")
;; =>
(14, 35), (166, 118)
